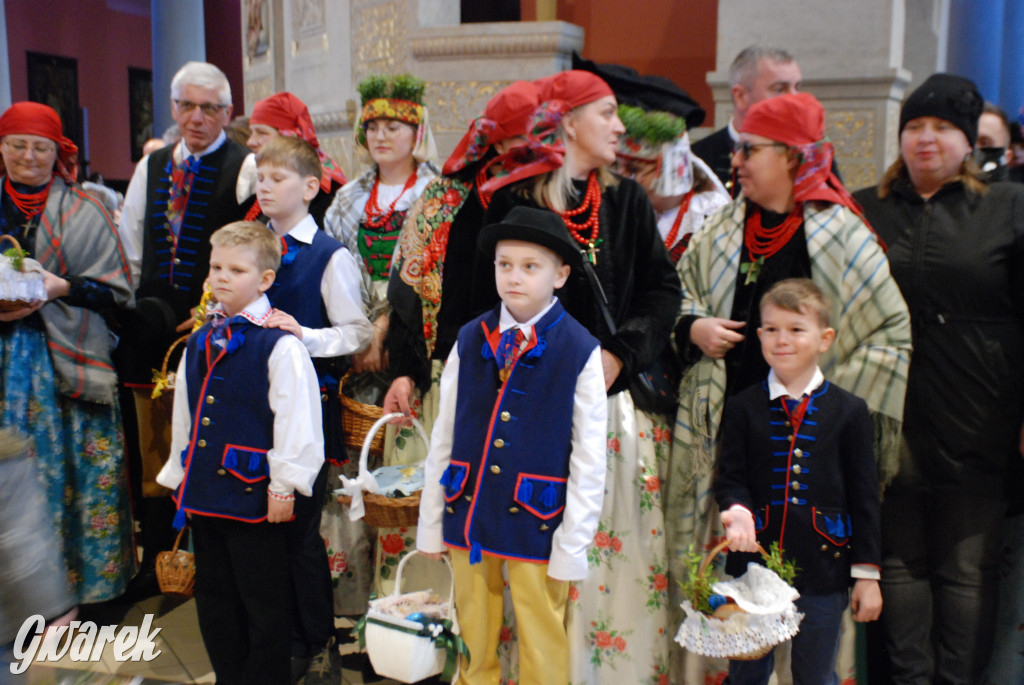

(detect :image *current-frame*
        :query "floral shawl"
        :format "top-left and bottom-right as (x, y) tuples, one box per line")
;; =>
(671, 198), (912, 489)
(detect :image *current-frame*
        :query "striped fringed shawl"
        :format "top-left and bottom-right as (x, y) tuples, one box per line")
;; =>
(672, 198), (912, 489)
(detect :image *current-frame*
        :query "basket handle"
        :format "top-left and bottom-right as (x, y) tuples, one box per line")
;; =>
(341, 412), (429, 522)
(0, 234), (21, 252)
(699, 538), (768, 579)
(170, 525), (189, 553)
(393, 549), (457, 621)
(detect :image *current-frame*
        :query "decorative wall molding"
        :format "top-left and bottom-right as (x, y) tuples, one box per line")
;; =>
(352, 0), (409, 80)
(428, 80), (510, 132)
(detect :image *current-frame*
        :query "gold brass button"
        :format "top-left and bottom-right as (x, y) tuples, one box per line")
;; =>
(174, 258), (181, 265)
(197, 439), (207, 448)
(201, 417), (211, 426)
(790, 496), (799, 504)
(166, 235), (174, 243)
(785, 421), (791, 427)
(509, 507), (519, 514)
(173, 283), (180, 290)
(245, 487), (253, 493)
(321, 393), (328, 402)
(464, 495), (472, 502)
(793, 448), (803, 457)
(217, 468), (227, 476)
(493, 438), (505, 448)
(834, 551), (842, 559)
(820, 544), (828, 552)
(540, 524), (550, 531)
(791, 481), (801, 490)
(490, 465), (501, 475)
(792, 465), (801, 474)
(206, 395), (215, 404)
(500, 411), (511, 422)
(786, 434), (794, 442)
(446, 506), (455, 514)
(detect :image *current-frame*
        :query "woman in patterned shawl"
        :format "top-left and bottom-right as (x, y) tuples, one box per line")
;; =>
(665, 92), (911, 683)
(0, 101), (136, 603)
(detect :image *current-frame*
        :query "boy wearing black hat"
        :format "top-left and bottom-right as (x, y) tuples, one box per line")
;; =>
(417, 206), (608, 685)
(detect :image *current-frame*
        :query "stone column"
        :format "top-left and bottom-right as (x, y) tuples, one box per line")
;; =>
(707, 0), (919, 189)
(152, 0), (207, 137)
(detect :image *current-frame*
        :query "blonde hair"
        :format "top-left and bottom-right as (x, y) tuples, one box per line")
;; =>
(876, 152), (988, 199)
(526, 124), (619, 213)
(760, 278), (831, 328)
(256, 136), (322, 182)
(210, 221), (281, 273)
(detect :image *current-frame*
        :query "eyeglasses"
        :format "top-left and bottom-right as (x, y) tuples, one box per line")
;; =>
(364, 121), (410, 138)
(174, 100), (229, 117)
(2, 139), (57, 156)
(732, 141), (788, 158)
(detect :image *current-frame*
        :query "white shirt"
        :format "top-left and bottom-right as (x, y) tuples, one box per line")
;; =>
(417, 298), (608, 581)
(156, 294), (325, 498)
(118, 132), (257, 287)
(269, 214), (374, 357)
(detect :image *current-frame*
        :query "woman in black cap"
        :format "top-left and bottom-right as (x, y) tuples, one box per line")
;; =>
(853, 73), (1024, 684)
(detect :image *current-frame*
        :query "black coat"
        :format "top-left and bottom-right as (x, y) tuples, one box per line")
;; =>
(854, 179), (1024, 495)
(715, 379), (881, 594)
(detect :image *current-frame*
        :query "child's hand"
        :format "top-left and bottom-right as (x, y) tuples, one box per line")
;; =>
(417, 547), (447, 561)
(267, 494), (294, 522)
(720, 507), (758, 552)
(265, 309), (303, 339)
(851, 579), (882, 622)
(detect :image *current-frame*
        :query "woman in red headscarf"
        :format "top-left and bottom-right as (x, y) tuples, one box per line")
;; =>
(665, 92), (912, 682)
(246, 91), (347, 228)
(481, 69), (682, 685)
(0, 102), (136, 603)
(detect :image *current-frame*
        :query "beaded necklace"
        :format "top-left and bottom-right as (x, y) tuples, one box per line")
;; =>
(741, 203), (803, 285)
(557, 171), (602, 264)
(364, 170), (418, 229)
(662, 190), (694, 251)
(4, 177), (52, 219)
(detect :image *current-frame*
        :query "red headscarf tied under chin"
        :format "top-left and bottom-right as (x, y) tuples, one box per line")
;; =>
(741, 92), (870, 225)
(478, 70), (615, 201)
(250, 91), (347, 192)
(443, 80), (539, 176)
(0, 102), (79, 183)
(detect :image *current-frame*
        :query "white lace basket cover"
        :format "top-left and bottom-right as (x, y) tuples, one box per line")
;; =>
(675, 562), (804, 659)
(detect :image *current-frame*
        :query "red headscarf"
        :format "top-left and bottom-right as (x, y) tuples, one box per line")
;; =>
(250, 92), (346, 191)
(0, 102), (79, 183)
(443, 81), (539, 175)
(740, 92), (865, 221)
(479, 70), (616, 199)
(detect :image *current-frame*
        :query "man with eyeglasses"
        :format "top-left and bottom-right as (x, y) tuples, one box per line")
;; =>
(692, 45), (802, 194)
(116, 61), (256, 598)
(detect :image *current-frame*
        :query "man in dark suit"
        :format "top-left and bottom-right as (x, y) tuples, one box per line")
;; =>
(692, 45), (801, 194)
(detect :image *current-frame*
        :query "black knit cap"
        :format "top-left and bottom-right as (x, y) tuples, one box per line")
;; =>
(899, 73), (984, 146)
(478, 206), (583, 267)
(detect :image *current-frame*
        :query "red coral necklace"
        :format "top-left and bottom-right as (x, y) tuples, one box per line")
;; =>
(365, 170), (418, 229)
(557, 171), (602, 264)
(4, 177), (53, 219)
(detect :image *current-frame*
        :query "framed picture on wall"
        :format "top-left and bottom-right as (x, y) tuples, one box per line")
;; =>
(129, 67), (154, 162)
(26, 52), (82, 149)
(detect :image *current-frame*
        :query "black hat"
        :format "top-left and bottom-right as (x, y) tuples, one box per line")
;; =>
(900, 73), (984, 146)
(478, 206), (583, 267)
(572, 52), (706, 129)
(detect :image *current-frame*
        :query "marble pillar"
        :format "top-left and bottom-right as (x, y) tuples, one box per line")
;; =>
(706, 0), (926, 189)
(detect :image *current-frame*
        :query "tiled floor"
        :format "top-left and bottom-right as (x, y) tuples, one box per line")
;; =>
(19, 595), (405, 685)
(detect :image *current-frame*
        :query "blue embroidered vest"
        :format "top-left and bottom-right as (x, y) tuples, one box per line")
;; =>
(266, 229), (342, 329)
(173, 318), (288, 523)
(441, 300), (598, 563)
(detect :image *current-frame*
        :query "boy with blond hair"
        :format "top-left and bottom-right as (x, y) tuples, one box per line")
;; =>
(157, 221), (324, 685)
(715, 278), (882, 685)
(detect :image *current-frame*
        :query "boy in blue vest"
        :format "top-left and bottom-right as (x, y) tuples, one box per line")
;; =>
(417, 206), (608, 685)
(715, 278), (882, 685)
(254, 136), (373, 682)
(157, 221), (324, 685)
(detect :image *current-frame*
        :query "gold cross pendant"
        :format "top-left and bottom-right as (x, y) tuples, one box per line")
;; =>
(586, 241), (600, 266)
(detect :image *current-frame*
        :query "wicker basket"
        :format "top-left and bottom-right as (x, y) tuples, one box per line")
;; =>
(0, 234), (45, 312)
(339, 370), (385, 458)
(151, 333), (190, 414)
(155, 527), (195, 598)
(337, 412), (428, 529)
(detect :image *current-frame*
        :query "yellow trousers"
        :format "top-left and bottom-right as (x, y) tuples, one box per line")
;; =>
(449, 548), (568, 685)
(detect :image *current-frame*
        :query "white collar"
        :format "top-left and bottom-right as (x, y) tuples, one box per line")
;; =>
(176, 130), (227, 161)
(767, 367), (825, 400)
(498, 297), (558, 340)
(727, 119), (740, 142)
(271, 214), (317, 245)
(208, 294), (272, 326)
